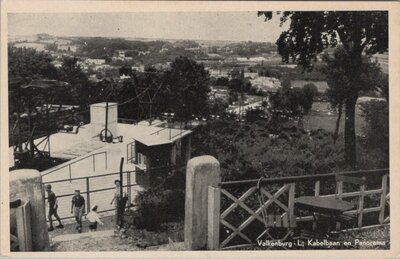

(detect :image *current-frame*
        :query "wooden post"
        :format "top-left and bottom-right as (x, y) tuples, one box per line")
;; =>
(288, 183), (296, 227)
(358, 184), (366, 228)
(127, 171), (132, 209)
(105, 152), (108, 168)
(336, 180), (343, 231)
(314, 181), (320, 197)
(208, 186), (221, 250)
(126, 144), (129, 164)
(93, 154), (96, 171)
(69, 164), (72, 182)
(336, 181), (343, 199)
(313, 181), (320, 230)
(379, 174), (388, 224)
(184, 156), (221, 250)
(86, 177), (91, 212)
(119, 157), (124, 198)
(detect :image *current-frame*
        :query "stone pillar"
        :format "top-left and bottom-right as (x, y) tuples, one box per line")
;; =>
(184, 156), (221, 250)
(10, 169), (49, 251)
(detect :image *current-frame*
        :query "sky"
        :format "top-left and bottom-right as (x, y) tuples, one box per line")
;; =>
(8, 12), (288, 42)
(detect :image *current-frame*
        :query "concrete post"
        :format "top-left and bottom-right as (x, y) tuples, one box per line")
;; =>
(184, 155), (221, 250)
(10, 169), (49, 251)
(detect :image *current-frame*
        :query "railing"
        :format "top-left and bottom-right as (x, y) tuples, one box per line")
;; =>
(208, 168), (390, 250)
(43, 170), (138, 222)
(42, 164), (184, 222)
(42, 151), (108, 180)
(150, 125), (185, 140)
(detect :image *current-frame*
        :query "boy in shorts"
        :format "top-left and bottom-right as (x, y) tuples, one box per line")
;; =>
(45, 184), (64, 231)
(71, 190), (85, 233)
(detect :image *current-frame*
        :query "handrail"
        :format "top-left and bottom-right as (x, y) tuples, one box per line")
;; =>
(42, 151), (108, 176)
(220, 168), (389, 186)
(42, 163), (186, 184)
(43, 170), (136, 184)
(150, 127), (168, 135)
(43, 183), (139, 199)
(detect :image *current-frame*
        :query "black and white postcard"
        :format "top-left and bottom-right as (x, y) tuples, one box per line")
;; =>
(1, 1), (399, 258)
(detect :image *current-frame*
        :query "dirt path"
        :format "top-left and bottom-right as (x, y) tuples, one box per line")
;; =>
(52, 234), (142, 251)
(51, 230), (184, 251)
(49, 216), (185, 251)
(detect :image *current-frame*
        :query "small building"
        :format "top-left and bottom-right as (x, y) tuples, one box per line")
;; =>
(128, 125), (191, 185)
(132, 65), (145, 72)
(117, 50), (126, 59)
(86, 58), (106, 65)
(244, 72), (258, 79)
(250, 77), (281, 93)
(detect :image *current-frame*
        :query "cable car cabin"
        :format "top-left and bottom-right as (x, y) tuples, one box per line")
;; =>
(129, 129), (191, 186)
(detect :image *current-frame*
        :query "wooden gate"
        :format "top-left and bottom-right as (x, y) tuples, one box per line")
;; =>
(207, 169), (389, 250)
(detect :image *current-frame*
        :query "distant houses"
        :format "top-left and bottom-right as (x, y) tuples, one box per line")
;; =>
(207, 68), (230, 79)
(112, 50), (133, 61)
(86, 58), (106, 65)
(237, 56), (267, 62)
(250, 77), (281, 93)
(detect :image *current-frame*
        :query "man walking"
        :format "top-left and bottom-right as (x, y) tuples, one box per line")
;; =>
(71, 190), (85, 233)
(45, 184), (64, 231)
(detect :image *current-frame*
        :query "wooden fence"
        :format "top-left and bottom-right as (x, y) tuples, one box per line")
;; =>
(207, 168), (389, 250)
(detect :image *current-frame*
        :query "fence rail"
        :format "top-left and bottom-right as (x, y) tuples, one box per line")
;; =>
(42, 164), (184, 222)
(43, 170), (138, 222)
(209, 168), (390, 249)
(42, 151), (108, 180)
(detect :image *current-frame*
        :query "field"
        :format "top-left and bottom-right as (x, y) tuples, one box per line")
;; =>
(302, 102), (365, 136)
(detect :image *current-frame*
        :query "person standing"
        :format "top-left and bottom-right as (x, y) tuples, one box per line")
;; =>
(71, 190), (85, 233)
(45, 184), (64, 231)
(85, 205), (104, 232)
(110, 180), (124, 231)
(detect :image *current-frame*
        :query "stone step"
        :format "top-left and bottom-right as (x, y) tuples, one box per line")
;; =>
(52, 229), (114, 243)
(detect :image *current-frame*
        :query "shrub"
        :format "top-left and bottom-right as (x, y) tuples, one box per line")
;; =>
(133, 188), (185, 231)
(360, 100), (389, 150)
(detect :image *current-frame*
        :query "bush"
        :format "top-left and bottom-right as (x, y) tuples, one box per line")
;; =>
(360, 100), (389, 150)
(133, 188), (185, 231)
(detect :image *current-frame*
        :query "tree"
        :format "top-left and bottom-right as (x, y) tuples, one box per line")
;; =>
(360, 100), (388, 161)
(214, 77), (229, 86)
(207, 97), (229, 117)
(302, 83), (318, 113)
(44, 43), (58, 52)
(321, 46), (385, 143)
(58, 56), (92, 107)
(259, 11), (388, 167)
(8, 46), (58, 80)
(119, 65), (133, 77)
(8, 46), (61, 116)
(163, 57), (210, 124)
